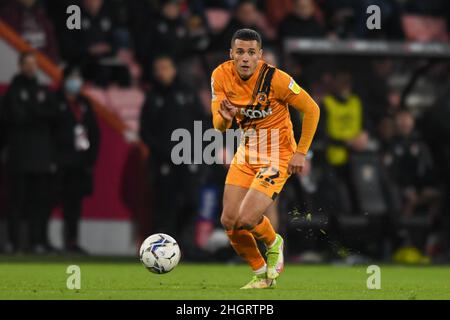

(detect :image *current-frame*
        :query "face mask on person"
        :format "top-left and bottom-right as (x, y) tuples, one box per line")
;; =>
(64, 78), (83, 95)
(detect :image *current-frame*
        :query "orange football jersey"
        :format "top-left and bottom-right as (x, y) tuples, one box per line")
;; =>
(211, 60), (319, 156)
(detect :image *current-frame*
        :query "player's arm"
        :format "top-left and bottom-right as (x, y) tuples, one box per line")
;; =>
(289, 89), (320, 154)
(211, 70), (236, 132)
(274, 70), (320, 173)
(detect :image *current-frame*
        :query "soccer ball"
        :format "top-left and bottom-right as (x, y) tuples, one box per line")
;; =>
(139, 233), (181, 274)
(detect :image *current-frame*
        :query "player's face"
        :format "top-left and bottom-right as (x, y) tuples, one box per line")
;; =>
(230, 39), (262, 80)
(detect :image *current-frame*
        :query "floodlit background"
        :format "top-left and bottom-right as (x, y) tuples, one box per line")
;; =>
(0, 0), (449, 266)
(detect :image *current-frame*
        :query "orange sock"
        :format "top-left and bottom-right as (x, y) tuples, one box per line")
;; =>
(249, 216), (276, 247)
(226, 229), (266, 271)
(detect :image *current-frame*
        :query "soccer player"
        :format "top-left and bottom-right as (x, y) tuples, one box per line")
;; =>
(211, 29), (320, 289)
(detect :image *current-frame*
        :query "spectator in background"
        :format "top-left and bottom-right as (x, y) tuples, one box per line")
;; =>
(319, 70), (371, 213)
(386, 110), (444, 258)
(385, 110), (441, 217)
(278, 0), (326, 41)
(319, 0), (357, 39)
(109, 0), (133, 48)
(320, 70), (371, 166)
(0, 0), (60, 62)
(265, 0), (294, 29)
(376, 115), (396, 154)
(213, 0), (269, 50)
(277, 0), (326, 92)
(79, 0), (116, 61)
(79, 0), (118, 85)
(139, 55), (205, 241)
(54, 0), (134, 60)
(54, 66), (100, 254)
(136, 0), (209, 80)
(0, 52), (58, 254)
(127, 0), (159, 62)
(58, 0), (132, 86)
(354, 59), (393, 124)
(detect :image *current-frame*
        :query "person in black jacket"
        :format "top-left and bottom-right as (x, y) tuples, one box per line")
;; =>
(213, 0), (268, 51)
(57, 0), (124, 86)
(139, 55), (206, 240)
(136, 0), (210, 83)
(278, 0), (326, 41)
(54, 66), (100, 254)
(1, 52), (58, 254)
(385, 110), (441, 217)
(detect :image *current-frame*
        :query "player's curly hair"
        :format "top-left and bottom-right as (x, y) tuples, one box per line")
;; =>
(231, 28), (262, 48)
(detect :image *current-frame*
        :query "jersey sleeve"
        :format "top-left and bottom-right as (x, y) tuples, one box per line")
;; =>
(211, 67), (232, 132)
(272, 69), (320, 155)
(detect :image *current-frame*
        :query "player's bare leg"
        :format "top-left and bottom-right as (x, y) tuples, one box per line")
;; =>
(221, 185), (267, 271)
(220, 184), (248, 230)
(264, 199), (279, 231)
(237, 189), (284, 283)
(236, 188), (274, 228)
(221, 185), (277, 289)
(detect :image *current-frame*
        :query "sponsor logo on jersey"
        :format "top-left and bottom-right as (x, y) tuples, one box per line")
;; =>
(240, 107), (273, 119)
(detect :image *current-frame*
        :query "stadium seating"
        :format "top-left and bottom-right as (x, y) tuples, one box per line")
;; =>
(85, 85), (145, 135)
(350, 153), (388, 216)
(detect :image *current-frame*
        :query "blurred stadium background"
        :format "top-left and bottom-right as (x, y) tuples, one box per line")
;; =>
(0, 0), (449, 267)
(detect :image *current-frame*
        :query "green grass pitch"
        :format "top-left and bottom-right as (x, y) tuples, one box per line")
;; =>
(0, 257), (449, 300)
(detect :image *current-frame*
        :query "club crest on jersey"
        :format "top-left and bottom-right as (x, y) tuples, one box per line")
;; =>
(256, 92), (268, 104)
